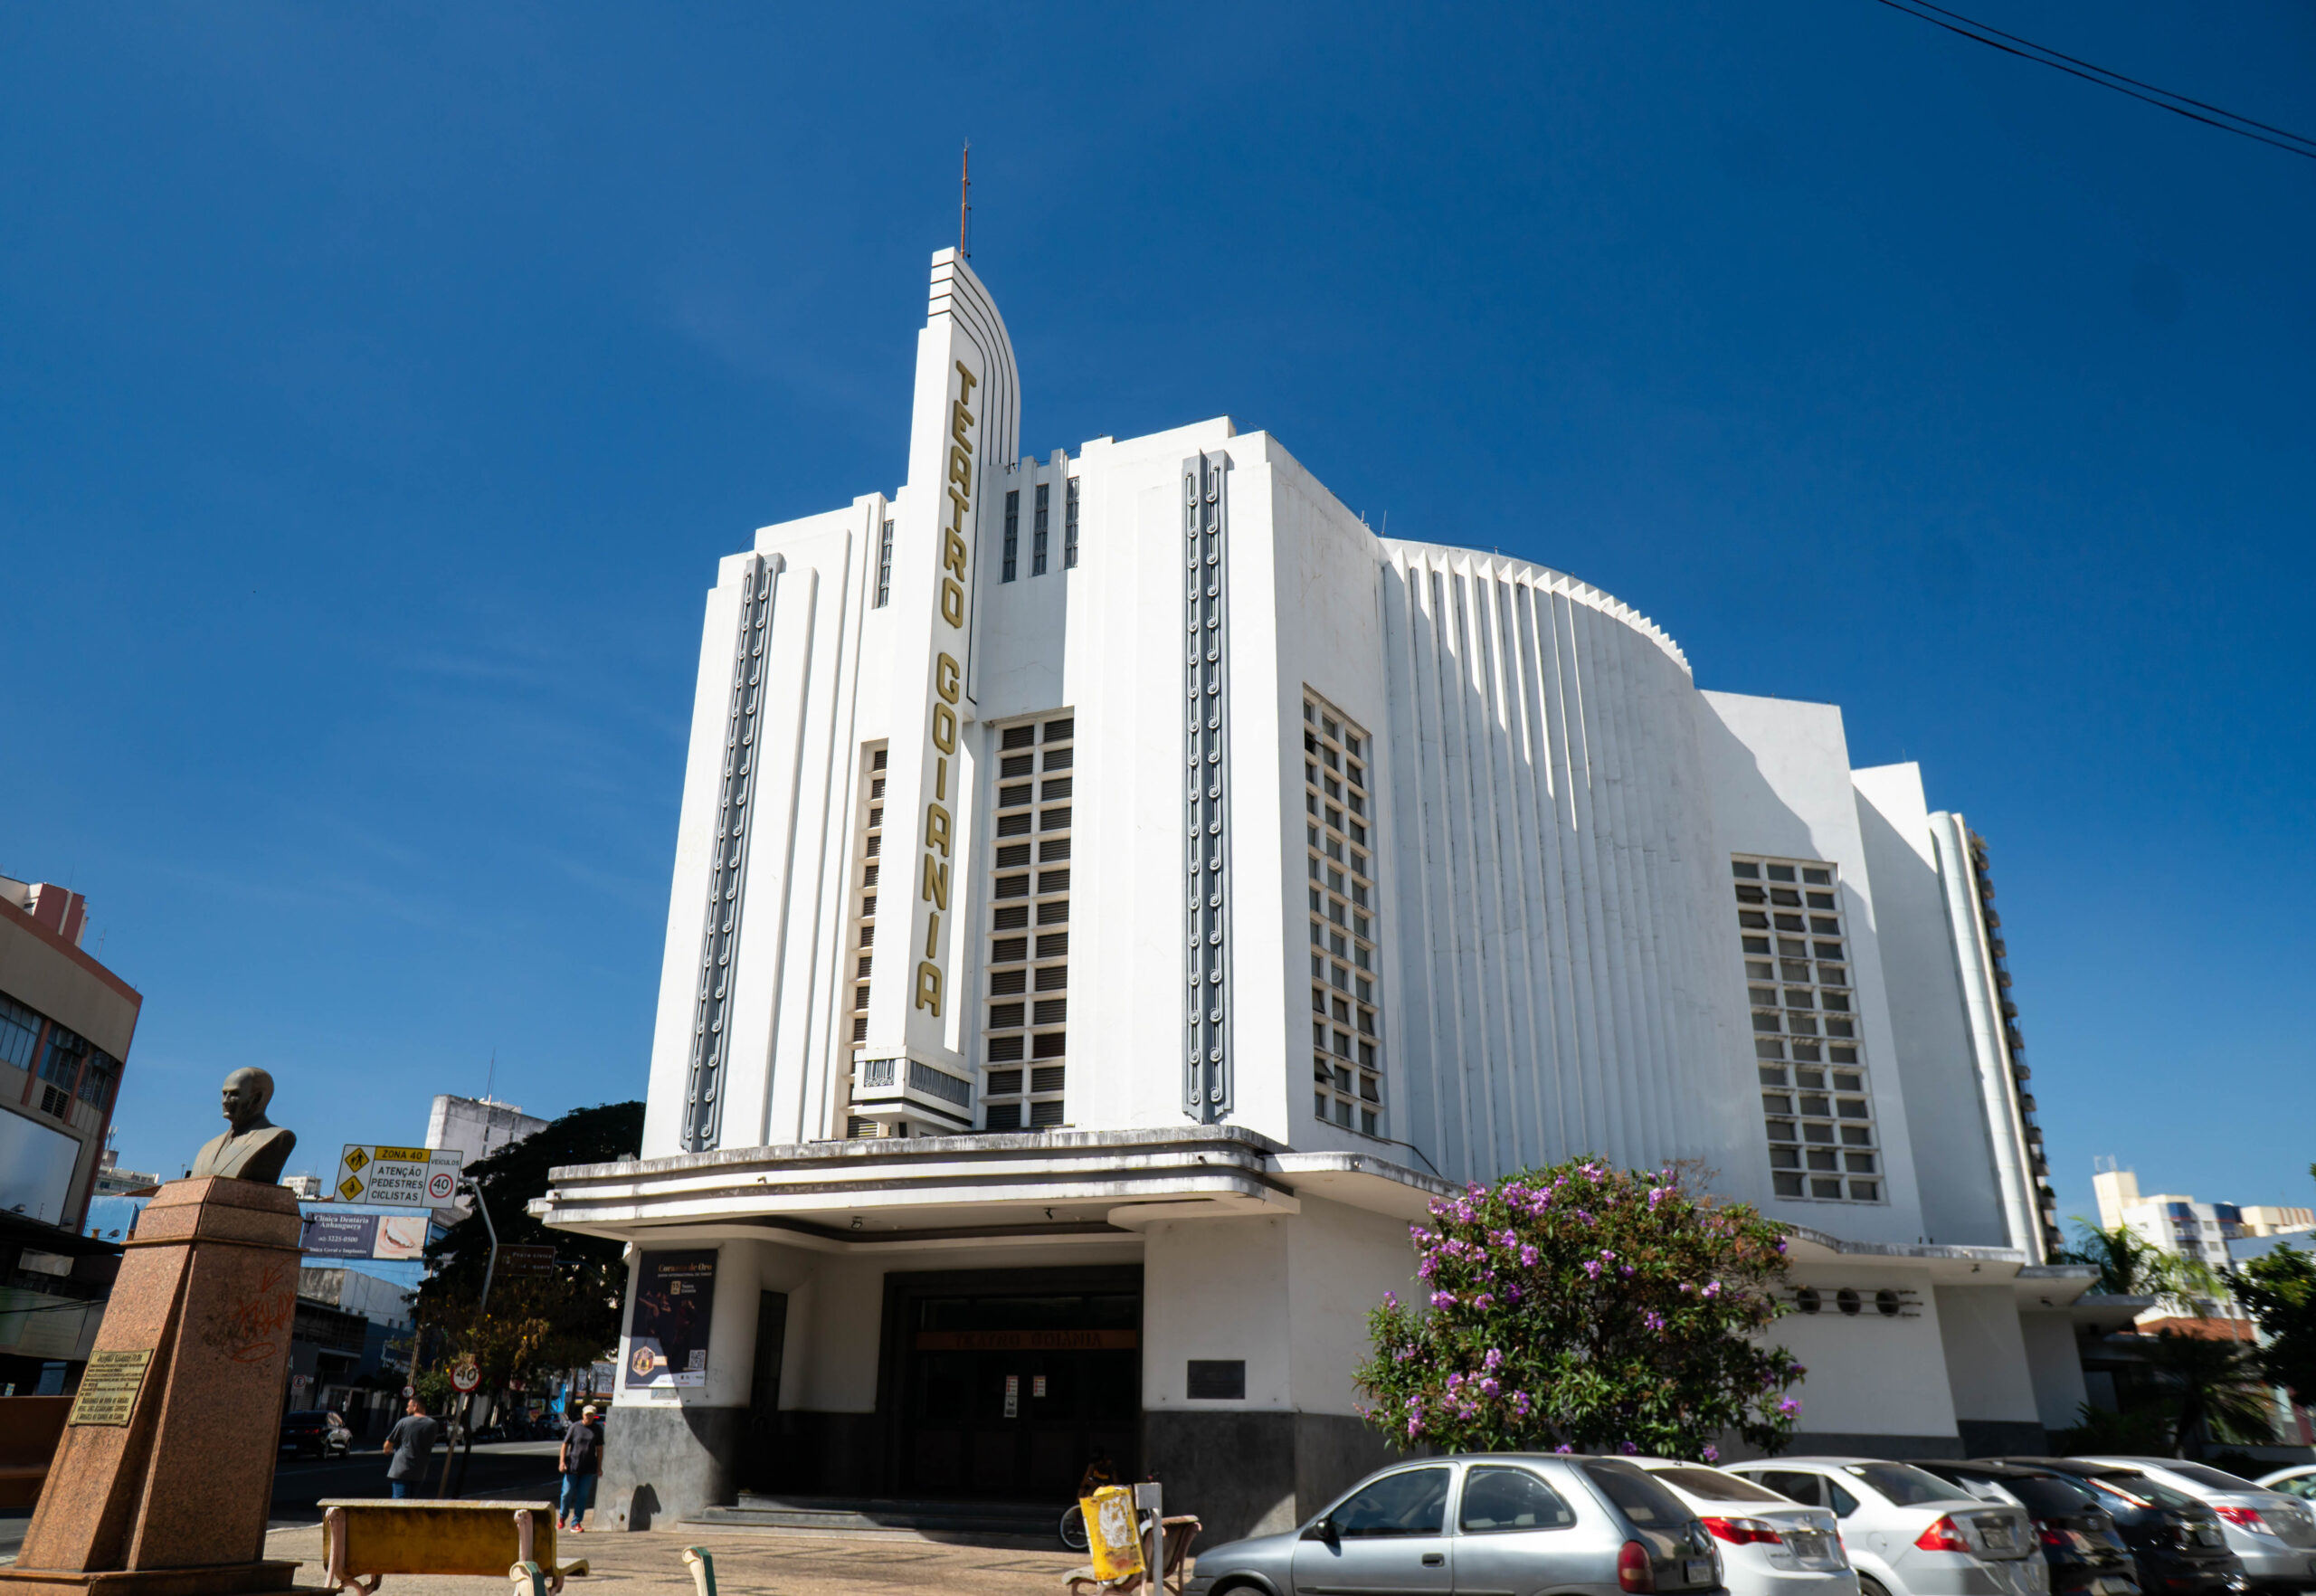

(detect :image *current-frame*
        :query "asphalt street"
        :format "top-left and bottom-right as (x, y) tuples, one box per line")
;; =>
(0, 1439), (562, 1563)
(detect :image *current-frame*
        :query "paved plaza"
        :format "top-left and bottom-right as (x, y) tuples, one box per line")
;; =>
(257, 1523), (1088, 1596)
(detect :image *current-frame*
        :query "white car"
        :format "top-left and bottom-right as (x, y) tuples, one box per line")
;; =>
(1633, 1458), (1860, 1596)
(2076, 1458), (2316, 1592)
(2259, 1466), (2316, 1507)
(1723, 1458), (2046, 1596)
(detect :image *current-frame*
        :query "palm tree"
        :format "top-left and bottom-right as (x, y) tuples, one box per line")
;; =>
(2139, 1330), (2275, 1458)
(2058, 1220), (2169, 1297)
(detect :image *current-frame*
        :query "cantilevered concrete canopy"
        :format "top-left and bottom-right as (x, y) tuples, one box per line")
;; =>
(532, 1125), (1458, 1253)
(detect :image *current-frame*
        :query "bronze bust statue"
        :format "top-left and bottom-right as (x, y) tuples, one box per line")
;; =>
(188, 1067), (297, 1183)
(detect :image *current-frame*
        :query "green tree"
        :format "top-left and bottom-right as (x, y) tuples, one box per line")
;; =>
(2233, 1241), (2316, 1405)
(1354, 1159), (1801, 1459)
(2056, 1220), (2169, 1297)
(2140, 1329), (2275, 1458)
(414, 1099), (642, 1386)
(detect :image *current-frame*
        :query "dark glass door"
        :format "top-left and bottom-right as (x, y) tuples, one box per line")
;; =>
(897, 1287), (1138, 1499)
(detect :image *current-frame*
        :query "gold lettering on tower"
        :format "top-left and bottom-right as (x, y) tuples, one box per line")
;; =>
(915, 364), (977, 1018)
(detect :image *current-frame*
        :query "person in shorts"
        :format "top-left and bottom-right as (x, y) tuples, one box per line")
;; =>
(557, 1403), (604, 1530)
(381, 1398), (440, 1499)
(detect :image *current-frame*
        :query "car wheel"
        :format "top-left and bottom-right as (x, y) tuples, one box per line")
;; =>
(1859, 1577), (1892, 1596)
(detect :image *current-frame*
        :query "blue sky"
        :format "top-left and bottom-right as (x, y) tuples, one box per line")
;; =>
(3, 4), (2310, 1228)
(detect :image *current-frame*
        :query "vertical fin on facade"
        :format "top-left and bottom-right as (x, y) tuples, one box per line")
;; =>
(1184, 451), (1231, 1122)
(685, 554), (774, 1152)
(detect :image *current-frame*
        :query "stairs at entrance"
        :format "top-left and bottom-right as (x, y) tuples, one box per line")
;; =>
(688, 1494), (1067, 1542)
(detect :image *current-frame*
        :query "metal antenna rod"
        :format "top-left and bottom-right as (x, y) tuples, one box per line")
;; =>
(959, 141), (972, 259)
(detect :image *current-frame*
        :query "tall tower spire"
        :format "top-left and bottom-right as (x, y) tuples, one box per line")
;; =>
(958, 141), (972, 259)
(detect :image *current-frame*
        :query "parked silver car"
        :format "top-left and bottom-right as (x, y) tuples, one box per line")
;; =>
(1182, 1454), (1728, 1596)
(1722, 1458), (2045, 1596)
(2075, 1459), (2316, 1592)
(1630, 1458), (1859, 1596)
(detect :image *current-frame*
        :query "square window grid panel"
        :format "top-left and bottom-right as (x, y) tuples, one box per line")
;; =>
(983, 717), (1075, 1130)
(841, 746), (888, 1136)
(1733, 856), (1882, 1202)
(1305, 698), (1382, 1136)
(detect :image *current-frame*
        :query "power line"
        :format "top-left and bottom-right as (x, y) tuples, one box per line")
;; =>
(1866, 0), (2316, 162)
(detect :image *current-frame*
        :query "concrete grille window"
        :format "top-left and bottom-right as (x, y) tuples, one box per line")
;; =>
(1032, 482), (1050, 576)
(1305, 697), (1381, 1135)
(1734, 855), (1881, 1202)
(1063, 478), (1080, 569)
(984, 717), (1074, 1130)
(846, 747), (889, 1059)
(1002, 489), (1020, 583)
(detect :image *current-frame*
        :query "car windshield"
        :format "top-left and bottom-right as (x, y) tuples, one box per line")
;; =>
(2000, 1477), (2104, 1517)
(1653, 1468), (1790, 1505)
(1583, 1462), (1695, 1528)
(2083, 1474), (2201, 1514)
(1844, 1463), (1967, 1506)
(2161, 1464), (2263, 1492)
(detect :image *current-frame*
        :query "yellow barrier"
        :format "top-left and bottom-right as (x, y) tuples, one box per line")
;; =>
(318, 1499), (587, 1593)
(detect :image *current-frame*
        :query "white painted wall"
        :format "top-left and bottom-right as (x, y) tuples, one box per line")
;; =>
(1934, 1284), (2043, 1424)
(1852, 767), (2012, 1249)
(1772, 1265), (1960, 1439)
(2019, 1311), (2092, 1432)
(1695, 692), (1927, 1247)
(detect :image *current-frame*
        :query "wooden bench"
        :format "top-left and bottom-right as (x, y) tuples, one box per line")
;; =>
(317, 1499), (587, 1593)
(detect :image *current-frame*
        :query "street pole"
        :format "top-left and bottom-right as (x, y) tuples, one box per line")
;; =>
(450, 1178), (497, 1497)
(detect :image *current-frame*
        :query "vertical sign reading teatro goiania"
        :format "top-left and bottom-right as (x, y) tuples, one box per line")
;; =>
(859, 250), (1020, 1104)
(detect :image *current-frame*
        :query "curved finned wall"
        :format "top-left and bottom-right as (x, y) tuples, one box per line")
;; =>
(1379, 546), (1744, 1187)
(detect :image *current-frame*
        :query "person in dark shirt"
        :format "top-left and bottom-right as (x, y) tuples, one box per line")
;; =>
(380, 1399), (440, 1499)
(557, 1403), (604, 1530)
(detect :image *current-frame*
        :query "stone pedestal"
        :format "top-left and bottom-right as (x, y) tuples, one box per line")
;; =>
(0, 1180), (304, 1596)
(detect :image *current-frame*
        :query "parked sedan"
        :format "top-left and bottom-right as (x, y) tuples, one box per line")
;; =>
(1630, 1457), (1859, 1596)
(1989, 1460), (2242, 1596)
(278, 1410), (351, 1458)
(1721, 1458), (2045, 1596)
(2258, 1472), (2316, 1510)
(1913, 1460), (2140, 1596)
(1183, 1454), (1727, 1596)
(2074, 1460), (2316, 1594)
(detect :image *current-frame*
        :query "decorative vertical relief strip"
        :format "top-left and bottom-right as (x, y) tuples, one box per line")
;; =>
(684, 555), (774, 1151)
(1183, 452), (1231, 1122)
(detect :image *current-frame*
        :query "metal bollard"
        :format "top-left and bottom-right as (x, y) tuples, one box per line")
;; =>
(681, 1546), (717, 1596)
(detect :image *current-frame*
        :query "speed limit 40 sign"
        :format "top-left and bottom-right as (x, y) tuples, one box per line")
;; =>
(451, 1362), (481, 1393)
(334, 1144), (463, 1206)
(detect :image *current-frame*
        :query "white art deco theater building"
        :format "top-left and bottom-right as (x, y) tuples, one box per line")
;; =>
(536, 252), (2121, 1536)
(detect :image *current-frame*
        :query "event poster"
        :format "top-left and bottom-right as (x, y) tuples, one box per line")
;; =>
(626, 1249), (717, 1389)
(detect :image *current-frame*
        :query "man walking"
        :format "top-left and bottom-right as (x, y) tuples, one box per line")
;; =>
(557, 1403), (603, 1531)
(380, 1397), (440, 1500)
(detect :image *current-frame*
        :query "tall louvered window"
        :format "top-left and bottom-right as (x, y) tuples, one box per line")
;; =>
(1032, 482), (1050, 576)
(1063, 477), (1080, 568)
(1305, 698), (1381, 1135)
(984, 716), (1074, 1130)
(1002, 489), (1020, 583)
(874, 518), (894, 608)
(1734, 856), (1882, 1202)
(841, 747), (888, 1131)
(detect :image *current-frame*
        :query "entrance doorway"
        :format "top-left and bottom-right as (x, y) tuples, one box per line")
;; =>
(887, 1267), (1140, 1500)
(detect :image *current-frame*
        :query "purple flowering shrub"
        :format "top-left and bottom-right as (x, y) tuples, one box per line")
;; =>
(1353, 1158), (1804, 1458)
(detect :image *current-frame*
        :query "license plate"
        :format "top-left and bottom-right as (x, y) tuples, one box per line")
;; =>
(1685, 1559), (1713, 1585)
(2195, 1527), (2222, 1546)
(1982, 1525), (2016, 1550)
